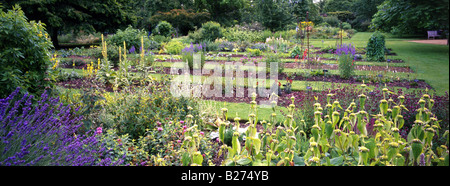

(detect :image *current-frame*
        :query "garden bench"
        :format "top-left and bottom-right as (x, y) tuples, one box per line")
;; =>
(427, 31), (441, 39)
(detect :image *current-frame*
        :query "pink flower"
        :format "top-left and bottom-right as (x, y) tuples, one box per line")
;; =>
(157, 127), (163, 132)
(200, 132), (204, 135)
(183, 125), (187, 129)
(157, 121), (161, 126)
(177, 140), (181, 143)
(96, 127), (102, 135)
(180, 120), (185, 124)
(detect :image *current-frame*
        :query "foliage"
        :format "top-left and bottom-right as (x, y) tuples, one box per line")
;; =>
(216, 83), (449, 166)
(336, 43), (356, 79)
(90, 45), (121, 67)
(181, 43), (206, 70)
(99, 79), (200, 139)
(370, 0), (449, 35)
(153, 21), (174, 37)
(193, 0), (245, 27)
(150, 8), (210, 36)
(3, 0), (136, 48)
(263, 52), (285, 75)
(201, 21), (224, 42)
(255, 0), (294, 31)
(246, 48), (263, 57)
(366, 31), (385, 62)
(107, 26), (151, 53)
(0, 87), (124, 166)
(162, 40), (185, 55)
(0, 6), (53, 98)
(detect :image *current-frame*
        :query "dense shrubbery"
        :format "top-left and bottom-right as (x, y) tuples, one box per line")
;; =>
(153, 21), (174, 37)
(0, 6), (53, 98)
(107, 26), (152, 53)
(366, 31), (386, 62)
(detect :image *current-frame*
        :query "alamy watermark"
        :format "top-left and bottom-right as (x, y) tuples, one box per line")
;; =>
(170, 53), (280, 107)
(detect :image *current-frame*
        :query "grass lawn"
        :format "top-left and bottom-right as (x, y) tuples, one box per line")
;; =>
(387, 40), (449, 95)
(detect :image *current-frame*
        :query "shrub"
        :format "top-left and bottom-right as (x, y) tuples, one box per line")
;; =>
(290, 45), (302, 58)
(153, 21), (174, 37)
(0, 87), (124, 166)
(323, 16), (340, 27)
(264, 52), (285, 75)
(366, 31), (386, 62)
(336, 43), (356, 79)
(342, 22), (352, 30)
(107, 25), (151, 53)
(90, 44), (120, 67)
(163, 40), (185, 55)
(246, 48), (263, 57)
(0, 6), (53, 98)
(201, 21), (223, 42)
(99, 80), (200, 139)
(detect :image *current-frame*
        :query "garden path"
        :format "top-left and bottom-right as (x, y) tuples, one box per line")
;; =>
(408, 39), (448, 45)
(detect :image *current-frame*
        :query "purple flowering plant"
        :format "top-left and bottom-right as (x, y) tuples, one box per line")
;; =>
(0, 87), (124, 166)
(181, 43), (206, 70)
(336, 43), (356, 79)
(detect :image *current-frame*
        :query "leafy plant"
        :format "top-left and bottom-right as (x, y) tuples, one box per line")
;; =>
(336, 43), (356, 79)
(162, 40), (185, 55)
(181, 43), (205, 70)
(201, 21), (223, 42)
(107, 25), (151, 53)
(0, 6), (53, 98)
(366, 31), (386, 62)
(153, 21), (174, 37)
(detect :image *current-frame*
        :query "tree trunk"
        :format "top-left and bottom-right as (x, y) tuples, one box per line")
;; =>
(50, 27), (60, 49)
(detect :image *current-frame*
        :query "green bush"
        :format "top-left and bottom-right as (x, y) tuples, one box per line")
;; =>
(0, 6), (53, 98)
(201, 21), (223, 42)
(153, 21), (174, 37)
(164, 40), (185, 55)
(90, 44), (121, 67)
(99, 80), (200, 139)
(107, 25), (151, 53)
(246, 48), (263, 57)
(366, 31), (386, 62)
(323, 16), (340, 27)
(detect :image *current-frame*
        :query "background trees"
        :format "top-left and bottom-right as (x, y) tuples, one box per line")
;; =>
(2, 0), (136, 48)
(370, 0), (449, 35)
(2, 0), (448, 41)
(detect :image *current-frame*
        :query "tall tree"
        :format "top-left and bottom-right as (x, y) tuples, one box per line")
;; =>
(255, 0), (295, 31)
(2, 0), (136, 48)
(371, 0), (449, 35)
(194, 0), (244, 27)
(351, 0), (384, 31)
(130, 0), (195, 30)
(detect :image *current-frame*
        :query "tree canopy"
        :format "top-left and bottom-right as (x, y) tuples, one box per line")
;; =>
(2, 0), (136, 48)
(370, 0), (449, 35)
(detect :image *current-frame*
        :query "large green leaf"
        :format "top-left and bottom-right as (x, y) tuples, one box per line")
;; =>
(236, 157), (252, 165)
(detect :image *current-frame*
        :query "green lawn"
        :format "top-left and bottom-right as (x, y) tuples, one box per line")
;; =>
(387, 40), (449, 95)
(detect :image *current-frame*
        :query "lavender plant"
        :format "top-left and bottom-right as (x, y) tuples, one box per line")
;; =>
(336, 43), (356, 79)
(181, 43), (205, 70)
(0, 87), (124, 166)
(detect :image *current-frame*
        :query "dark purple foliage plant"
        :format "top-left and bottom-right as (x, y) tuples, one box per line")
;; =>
(0, 87), (124, 166)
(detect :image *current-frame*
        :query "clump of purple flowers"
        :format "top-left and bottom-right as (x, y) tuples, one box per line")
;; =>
(0, 87), (124, 166)
(181, 43), (204, 54)
(336, 43), (357, 60)
(129, 46), (136, 54)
